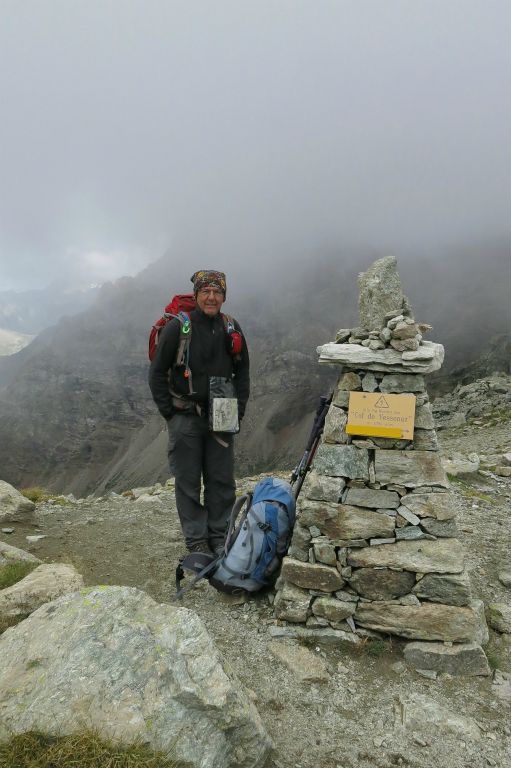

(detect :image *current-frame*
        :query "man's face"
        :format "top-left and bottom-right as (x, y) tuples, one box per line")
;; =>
(196, 285), (225, 316)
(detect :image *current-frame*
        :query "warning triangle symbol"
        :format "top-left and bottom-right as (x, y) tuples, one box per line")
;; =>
(374, 395), (390, 409)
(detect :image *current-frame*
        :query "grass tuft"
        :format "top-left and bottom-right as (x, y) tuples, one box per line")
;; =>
(0, 561), (38, 590)
(20, 487), (67, 505)
(365, 639), (393, 657)
(447, 476), (495, 504)
(0, 730), (181, 768)
(20, 487), (50, 503)
(0, 615), (26, 635)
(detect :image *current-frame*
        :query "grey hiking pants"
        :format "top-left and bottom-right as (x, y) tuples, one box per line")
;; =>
(167, 413), (236, 550)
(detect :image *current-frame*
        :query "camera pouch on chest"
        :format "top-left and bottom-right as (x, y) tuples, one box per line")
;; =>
(209, 376), (239, 433)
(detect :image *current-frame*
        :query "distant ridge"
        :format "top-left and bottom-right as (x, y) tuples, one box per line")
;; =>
(0, 245), (509, 496)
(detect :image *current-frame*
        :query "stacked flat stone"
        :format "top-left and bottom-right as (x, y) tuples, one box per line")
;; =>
(274, 257), (489, 675)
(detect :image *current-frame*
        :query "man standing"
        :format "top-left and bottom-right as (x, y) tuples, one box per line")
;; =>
(149, 270), (249, 556)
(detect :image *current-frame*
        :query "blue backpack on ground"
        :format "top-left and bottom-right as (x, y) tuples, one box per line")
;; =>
(175, 477), (296, 599)
(174, 392), (332, 600)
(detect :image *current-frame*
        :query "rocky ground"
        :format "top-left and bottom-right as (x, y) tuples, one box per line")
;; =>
(2, 374), (511, 768)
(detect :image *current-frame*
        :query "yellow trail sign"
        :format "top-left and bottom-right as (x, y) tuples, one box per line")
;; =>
(346, 392), (416, 440)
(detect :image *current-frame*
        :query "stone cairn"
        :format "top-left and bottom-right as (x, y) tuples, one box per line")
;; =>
(274, 256), (490, 676)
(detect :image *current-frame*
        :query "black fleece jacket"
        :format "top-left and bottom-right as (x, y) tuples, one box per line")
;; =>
(148, 308), (250, 422)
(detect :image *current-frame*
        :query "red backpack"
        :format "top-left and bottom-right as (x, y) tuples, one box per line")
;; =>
(148, 293), (243, 366)
(148, 294), (196, 362)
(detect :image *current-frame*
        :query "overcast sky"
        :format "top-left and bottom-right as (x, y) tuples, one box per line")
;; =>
(0, 1), (510, 291)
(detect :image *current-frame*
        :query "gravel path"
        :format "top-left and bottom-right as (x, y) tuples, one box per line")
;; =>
(3, 423), (511, 768)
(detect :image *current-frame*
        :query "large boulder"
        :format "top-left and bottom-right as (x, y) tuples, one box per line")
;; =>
(0, 586), (271, 768)
(0, 563), (84, 620)
(0, 480), (35, 523)
(0, 541), (41, 566)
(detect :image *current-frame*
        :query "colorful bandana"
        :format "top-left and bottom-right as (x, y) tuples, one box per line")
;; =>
(190, 270), (227, 296)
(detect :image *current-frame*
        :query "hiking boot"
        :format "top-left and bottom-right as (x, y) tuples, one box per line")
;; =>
(187, 542), (213, 555)
(210, 542), (225, 557)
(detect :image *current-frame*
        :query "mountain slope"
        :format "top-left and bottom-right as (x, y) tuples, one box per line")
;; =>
(0, 246), (509, 495)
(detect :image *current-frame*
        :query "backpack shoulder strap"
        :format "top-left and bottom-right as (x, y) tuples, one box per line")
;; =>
(174, 311), (192, 365)
(173, 311), (194, 395)
(221, 312), (236, 331)
(221, 313), (243, 362)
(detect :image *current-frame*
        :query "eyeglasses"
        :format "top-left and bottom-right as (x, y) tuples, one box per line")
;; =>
(198, 287), (224, 297)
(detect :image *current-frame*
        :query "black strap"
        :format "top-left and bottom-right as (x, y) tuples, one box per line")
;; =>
(173, 556), (221, 601)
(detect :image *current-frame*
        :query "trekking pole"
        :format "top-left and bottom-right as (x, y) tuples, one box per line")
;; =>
(291, 392), (332, 500)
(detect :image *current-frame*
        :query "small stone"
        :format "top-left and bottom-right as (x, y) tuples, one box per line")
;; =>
(369, 538), (396, 545)
(306, 616), (329, 628)
(351, 439), (375, 448)
(337, 372), (362, 391)
(397, 506), (421, 525)
(399, 492), (456, 520)
(495, 467), (511, 477)
(390, 338), (419, 352)
(1, 528), (14, 534)
(416, 668), (438, 679)
(396, 527), (435, 541)
(334, 590), (359, 602)
(344, 488), (400, 509)
(361, 373), (379, 392)
(392, 321), (419, 340)
(312, 445), (369, 480)
(312, 597), (356, 623)
(273, 581), (312, 623)
(313, 542), (337, 566)
(386, 484), (407, 495)
(398, 594), (421, 606)
(303, 471), (345, 503)
(26, 535), (47, 543)
(498, 570), (511, 588)
(414, 402), (435, 430)
(420, 517), (459, 538)
(412, 429), (439, 451)
(349, 568), (415, 600)
(379, 374), (426, 393)
(281, 558), (344, 593)
(323, 407), (350, 445)
(487, 603), (511, 634)
(332, 389), (350, 408)
(268, 641), (329, 683)
(335, 328), (351, 343)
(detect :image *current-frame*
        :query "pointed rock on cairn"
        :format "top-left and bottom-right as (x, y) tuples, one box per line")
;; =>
(274, 256), (489, 676)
